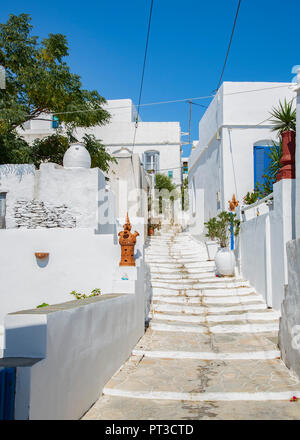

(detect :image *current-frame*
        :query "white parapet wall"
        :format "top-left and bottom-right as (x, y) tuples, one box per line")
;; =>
(239, 179), (295, 310)
(3, 274), (145, 419)
(279, 239), (300, 379)
(0, 228), (123, 325)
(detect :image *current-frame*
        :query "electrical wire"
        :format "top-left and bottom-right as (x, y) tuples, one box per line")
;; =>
(1, 84), (293, 120)
(215, 0), (242, 91)
(132, 0), (154, 153)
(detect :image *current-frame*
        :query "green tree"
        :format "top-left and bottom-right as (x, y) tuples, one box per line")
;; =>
(154, 173), (178, 214)
(155, 173), (177, 193)
(0, 14), (115, 171)
(181, 176), (189, 211)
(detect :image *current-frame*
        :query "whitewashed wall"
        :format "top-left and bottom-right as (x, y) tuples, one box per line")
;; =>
(0, 163), (107, 230)
(239, 179), (295, 310)
(18, 99), (182, 186)
(4, 271), (145, 419)
(189, 82), (295, 232)
(188, 137), (222, 235)
(0, 229), (123, 324)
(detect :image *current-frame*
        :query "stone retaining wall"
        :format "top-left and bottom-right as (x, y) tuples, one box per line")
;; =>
(14, 200), (76, 228)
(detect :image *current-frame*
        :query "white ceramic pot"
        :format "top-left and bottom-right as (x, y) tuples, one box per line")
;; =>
(206, 240), (219, 261)
(215, 247), (235, 276)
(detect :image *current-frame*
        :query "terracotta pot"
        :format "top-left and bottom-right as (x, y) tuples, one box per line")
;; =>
(35, 252), (49, 260)
(215, 248), (235, 276)
(276, 130), (296, 181)
(148, 227), (155, 236)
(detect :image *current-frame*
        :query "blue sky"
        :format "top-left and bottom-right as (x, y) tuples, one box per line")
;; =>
(1, 0), (300, 156)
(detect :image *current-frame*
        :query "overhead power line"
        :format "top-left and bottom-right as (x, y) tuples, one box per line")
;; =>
(0, 84), (293, 120)
(215, 0), (242, 91)
(132, 0), (154, 152)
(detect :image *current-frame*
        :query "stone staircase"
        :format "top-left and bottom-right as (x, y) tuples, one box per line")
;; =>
(83, 230), (300, 420)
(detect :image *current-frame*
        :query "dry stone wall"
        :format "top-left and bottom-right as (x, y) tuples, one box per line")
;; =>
(14, 200), (76, 228)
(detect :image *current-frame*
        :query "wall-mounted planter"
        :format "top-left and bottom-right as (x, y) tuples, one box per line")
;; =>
(206, 240), (219, 261)
(35, 252), (49, 260)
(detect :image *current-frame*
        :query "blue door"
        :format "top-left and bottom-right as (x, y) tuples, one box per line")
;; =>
(0, 367), (16, 420)
(253, 146), (272, 187)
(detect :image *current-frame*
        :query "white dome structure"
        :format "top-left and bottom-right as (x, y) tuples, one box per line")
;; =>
(63, 143), (91, 169)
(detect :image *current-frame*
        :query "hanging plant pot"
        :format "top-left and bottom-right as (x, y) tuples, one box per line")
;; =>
(206, 240), (219, 261)
(215, 247), (235, 276)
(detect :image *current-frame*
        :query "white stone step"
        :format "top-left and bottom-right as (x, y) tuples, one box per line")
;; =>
(152, 302), (268, 314)
(149, 267), (215, 275)
(151, 280), (251, 290)
(103, 388), (300, 402)
(150, 272), (216, 281)
(153, 295), (265, 305)
(132, 349), (281, 361)
(152, 287), (256, 297)
(149, 310), (280, 323)
(149, 321), (279, 334)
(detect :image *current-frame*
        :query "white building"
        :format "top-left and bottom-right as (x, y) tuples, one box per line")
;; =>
(188, 82), (295, 235)
(18, 99), (182, 186)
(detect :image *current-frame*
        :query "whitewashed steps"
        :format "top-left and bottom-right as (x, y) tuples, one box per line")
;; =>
(152, 287), (256, 297)
(152, 302), (268, 314)
(132, 349), (281, 361)
(85, 229), (297, 420)
(151, 281), (251, 290)
(149, 321), (279, 334)
(153, 295), (265, 305)
(149, 310), (280, 323)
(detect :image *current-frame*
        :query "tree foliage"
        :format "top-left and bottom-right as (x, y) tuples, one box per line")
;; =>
(155, 173), (177, 193)
(0, 14), (115, 171)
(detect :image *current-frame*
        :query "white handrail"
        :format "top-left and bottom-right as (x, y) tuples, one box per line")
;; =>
(241, 192), (273, 212)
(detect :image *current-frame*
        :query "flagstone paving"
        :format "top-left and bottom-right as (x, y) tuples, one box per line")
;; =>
(82, 230), (300, 420)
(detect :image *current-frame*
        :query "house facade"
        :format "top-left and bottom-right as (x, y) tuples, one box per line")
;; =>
(18, 99), (182, 186)
(188, 82), (295, 235)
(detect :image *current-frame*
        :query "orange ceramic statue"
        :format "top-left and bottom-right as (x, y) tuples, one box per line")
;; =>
(228, 194), (239, 212)
(118, 213), (139, 266)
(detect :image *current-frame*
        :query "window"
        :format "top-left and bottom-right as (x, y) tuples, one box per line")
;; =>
(144, 151), (160, 174)
(0, 193), (6, 229)
(253, 145), (273, 187)
(168, 170), (173, 178)
(52, 115), (59, 129)
(183, 161), (188, 174)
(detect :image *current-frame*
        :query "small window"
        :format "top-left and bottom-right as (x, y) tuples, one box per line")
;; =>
(52, 115), (59, 129)
(0, 193), (6, 229)
(168, 170), (173, 178)
(144, 151), (160, 174)
(183, 161), (188, 174)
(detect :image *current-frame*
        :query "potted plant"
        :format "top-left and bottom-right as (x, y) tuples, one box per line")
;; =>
(148, 222), (159, 236)
(214, 211), (240, 276)
(204, 217), (220, 261)
(270, 99), (296, 181)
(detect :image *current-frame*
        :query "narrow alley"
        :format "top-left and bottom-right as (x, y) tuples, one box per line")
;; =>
(83, 230), (300, 420)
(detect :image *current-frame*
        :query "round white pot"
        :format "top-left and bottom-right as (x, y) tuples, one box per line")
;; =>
(215, 247), (235, 276)
(206, 240), (219, 261)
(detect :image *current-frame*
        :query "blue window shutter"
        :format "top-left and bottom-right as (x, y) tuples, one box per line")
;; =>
(254, 146), (265, 187)
(264, 147), (272, 175)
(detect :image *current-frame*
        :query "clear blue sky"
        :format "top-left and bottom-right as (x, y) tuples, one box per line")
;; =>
(1, 0), (300, 156)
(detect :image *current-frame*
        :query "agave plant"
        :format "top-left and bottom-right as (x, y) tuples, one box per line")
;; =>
(270, 99), (296, 134)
